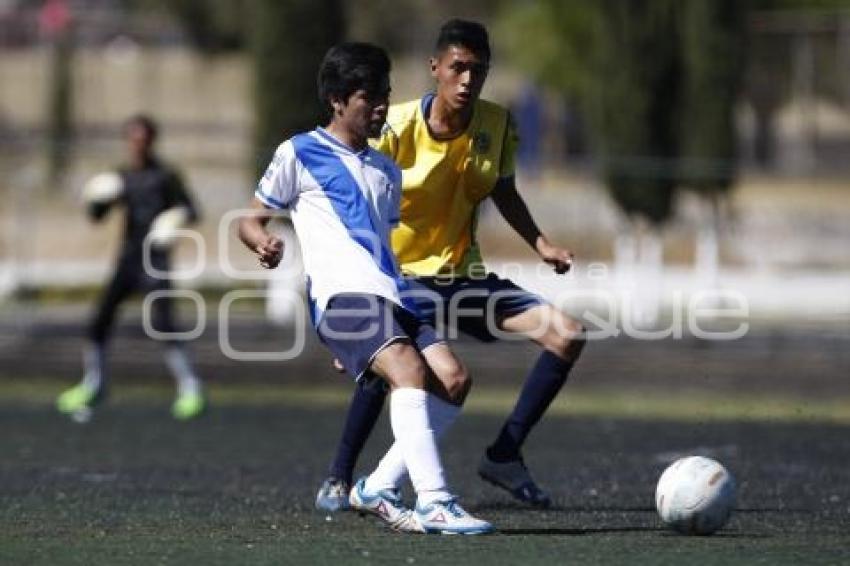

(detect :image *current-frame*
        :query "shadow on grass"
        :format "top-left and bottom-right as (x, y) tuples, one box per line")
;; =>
(735, 507), (812, 514)
(500, 527), (771, 538)
(476, 503), (657, 513)
(658, 531), (773, 539)
(478, 503), (813, 514)
(499, 526), (662, 536)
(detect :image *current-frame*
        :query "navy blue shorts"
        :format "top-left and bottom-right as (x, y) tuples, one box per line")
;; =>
(405, 274), (544, 342)
(316, 293), (442, 382)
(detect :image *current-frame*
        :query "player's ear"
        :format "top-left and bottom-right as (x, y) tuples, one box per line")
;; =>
(329, 95), (345, 116)
(429, 56), (439, 78)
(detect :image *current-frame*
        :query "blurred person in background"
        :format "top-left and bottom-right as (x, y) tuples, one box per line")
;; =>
(316, 19), (586, 512)
(56, 114), (205, 422)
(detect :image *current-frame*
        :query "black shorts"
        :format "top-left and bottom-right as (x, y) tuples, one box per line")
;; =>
(406, 274), (544, 342)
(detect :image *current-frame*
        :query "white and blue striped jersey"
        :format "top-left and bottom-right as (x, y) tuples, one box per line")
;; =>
(255, 127), (414, 324)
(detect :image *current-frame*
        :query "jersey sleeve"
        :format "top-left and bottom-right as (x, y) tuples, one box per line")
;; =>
(255, 141), (298, 209)
(499, 112), (519, 179)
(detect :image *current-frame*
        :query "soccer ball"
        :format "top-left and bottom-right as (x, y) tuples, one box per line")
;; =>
(655, 456), (736, 535)
(82, 171), (124, 204)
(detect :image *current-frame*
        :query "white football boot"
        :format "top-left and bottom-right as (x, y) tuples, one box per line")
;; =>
(349, 478), (424, 533)
(415, 497), (494, 535)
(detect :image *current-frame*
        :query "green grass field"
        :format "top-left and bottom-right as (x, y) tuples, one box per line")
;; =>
(2, 380), (849, 565)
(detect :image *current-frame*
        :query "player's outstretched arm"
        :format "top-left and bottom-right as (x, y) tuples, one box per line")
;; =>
(238, 198), (283, 269)
(490, 176), (574, 274)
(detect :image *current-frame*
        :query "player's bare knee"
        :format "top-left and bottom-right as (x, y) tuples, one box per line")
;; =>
(390, 362), (428, 390)
(422, 344), (470, 404)
(374, 342), (428, 390)
(547, 319), (586, 360)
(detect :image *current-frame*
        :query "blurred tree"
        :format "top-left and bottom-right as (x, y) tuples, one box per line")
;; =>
(500, 0), (850, 201)
(495, 1), (596, 99)
(588, 0), (682, 227)
(590, 1), (684, 329)
(746, 30), (791, 166)
(759, 0), (850, 9)
(166, 0), (247, 52)
(679, 0), (747, 195)
(131, 0), (249, 53)
(498, 1), (684, 328)
(499, 0), (682, 226)
(498, 0), (755, 326)
(41, 0), (74, 188)
(679, 0), (749, 287)
(249, 0), (344, 176)
(46, 29), (74, 187)
(346, 0), (497, 54)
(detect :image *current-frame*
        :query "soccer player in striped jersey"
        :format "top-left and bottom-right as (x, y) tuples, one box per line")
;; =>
(316, 20), (586, 511)
(239, 42), (493, 535)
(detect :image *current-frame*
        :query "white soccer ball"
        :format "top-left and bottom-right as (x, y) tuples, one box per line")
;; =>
(655, 456), (736, 535)
(82, 171), (124, 204)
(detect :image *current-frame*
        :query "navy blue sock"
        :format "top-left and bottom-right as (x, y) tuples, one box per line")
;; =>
(328, 375), (387, 484)
(487, 350), (575, 462)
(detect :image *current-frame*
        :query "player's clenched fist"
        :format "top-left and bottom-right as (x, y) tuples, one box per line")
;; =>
(537, 239), (574, 275)
(256, 235), (283, 269)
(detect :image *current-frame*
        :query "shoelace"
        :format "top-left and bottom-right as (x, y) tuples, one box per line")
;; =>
(438, 498), (466, 518)
(378, 488), (404, 506)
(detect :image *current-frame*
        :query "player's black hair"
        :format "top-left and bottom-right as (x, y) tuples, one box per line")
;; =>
(435, 19), (491, 61)
(125, 114), (158, 141)
(317, 42), (391, 112)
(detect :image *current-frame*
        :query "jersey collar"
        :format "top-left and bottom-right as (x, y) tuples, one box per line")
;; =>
(315, 127), (370, 159)
(419, 92), (479, 142)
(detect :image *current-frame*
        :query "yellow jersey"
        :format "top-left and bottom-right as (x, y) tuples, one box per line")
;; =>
(373, 94), (518, 277)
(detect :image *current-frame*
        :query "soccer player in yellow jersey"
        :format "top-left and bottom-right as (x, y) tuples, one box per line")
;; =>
(316, 19), (586, 511)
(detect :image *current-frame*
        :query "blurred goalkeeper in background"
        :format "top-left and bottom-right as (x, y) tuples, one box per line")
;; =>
(56, 114), (205, 422)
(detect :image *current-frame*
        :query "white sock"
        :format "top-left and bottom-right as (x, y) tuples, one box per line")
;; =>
(365, 394), (460, 494)
(378, 388), (452, 506)
(164, 346), (202, 397)
(80, 343), (105, 391)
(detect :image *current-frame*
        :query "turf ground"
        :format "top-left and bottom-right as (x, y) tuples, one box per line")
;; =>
(1, 308), (848, 565)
